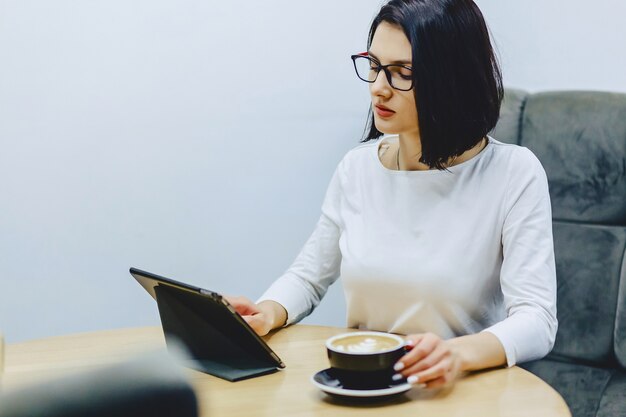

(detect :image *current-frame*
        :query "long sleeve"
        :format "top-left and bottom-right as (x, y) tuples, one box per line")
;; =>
(257, 163), (344, 325)
(482, 148), (558, 367)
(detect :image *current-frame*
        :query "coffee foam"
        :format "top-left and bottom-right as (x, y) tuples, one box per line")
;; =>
(330, 334), (401, 353)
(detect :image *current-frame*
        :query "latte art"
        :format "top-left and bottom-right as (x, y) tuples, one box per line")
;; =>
(331, 335), (400, 353)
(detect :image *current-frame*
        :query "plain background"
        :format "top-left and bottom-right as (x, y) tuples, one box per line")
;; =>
(1, 0), (625, 343)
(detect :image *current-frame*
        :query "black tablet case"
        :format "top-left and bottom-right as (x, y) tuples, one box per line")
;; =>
(154, 284), (280, 382)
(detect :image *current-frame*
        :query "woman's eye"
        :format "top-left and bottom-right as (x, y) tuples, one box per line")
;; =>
(390, 67), (412, 79)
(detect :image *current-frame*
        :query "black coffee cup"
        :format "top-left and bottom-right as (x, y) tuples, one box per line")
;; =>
(325, 331), (406, 387)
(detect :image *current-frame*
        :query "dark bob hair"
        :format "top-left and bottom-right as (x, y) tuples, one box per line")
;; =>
(362, 0), (503, 170)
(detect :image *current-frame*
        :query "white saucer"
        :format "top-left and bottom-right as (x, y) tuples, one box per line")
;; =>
(311, 368), (412, 399)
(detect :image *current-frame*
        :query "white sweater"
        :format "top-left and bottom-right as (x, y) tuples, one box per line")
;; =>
(259, 135), (558, 367)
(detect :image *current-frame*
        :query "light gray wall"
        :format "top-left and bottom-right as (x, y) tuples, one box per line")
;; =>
(476, 0), (626, 93)
(1, 0), (625, 343)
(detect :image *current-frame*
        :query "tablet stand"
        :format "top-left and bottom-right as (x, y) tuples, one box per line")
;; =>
(154, 285), (280, 382)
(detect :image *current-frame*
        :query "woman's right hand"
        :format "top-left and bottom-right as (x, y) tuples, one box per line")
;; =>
(224, 296), (287, 336)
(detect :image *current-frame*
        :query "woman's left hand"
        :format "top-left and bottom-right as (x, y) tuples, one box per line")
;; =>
(394, 333), (463, 389)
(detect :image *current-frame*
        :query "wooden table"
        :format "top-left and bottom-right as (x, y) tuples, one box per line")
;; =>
(2, 325), (570, 417)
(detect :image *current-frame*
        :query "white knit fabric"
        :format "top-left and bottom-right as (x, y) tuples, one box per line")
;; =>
(259, 135), (558, 367)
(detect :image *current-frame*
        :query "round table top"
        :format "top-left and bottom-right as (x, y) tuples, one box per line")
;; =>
(2, 325), (571, 417)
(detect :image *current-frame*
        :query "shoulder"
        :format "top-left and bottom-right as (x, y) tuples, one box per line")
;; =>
(335, 139), (382, 173)
(346, 139), (381, 159)
(488, 137), (546, 177)
(488, 138), (550, 205)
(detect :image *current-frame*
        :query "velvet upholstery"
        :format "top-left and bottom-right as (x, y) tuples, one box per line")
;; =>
(490, 88), (527, 145)
(493, 89), (626, 417)
(596, 372), (626, 417)
(519, 92), (626, 225)
(615, 251), (626, 367)
(550, 222), (625, 365)
(520, 360), (615, 417)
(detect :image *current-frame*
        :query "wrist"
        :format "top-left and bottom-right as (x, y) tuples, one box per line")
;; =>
(445, 337), (472, 372)
(445, 333), (507, 372)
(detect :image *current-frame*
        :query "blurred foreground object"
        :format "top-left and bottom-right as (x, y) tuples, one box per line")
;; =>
(0, 345), (198, 417)
(0, 333), (4, 375)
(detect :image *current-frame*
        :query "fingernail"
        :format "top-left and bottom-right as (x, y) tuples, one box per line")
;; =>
(407, 375), (419, 385)
(393, 362), (405, 371)
(392, 373), (404, 381)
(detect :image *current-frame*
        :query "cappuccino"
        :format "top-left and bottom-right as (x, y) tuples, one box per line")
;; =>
(326, 331), (405, 374)
(330, 334), (401, 354)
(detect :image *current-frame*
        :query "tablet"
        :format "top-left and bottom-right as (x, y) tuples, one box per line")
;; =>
(130, 267), (285, 381)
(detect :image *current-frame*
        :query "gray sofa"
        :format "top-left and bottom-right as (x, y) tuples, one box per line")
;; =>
(491, 89), (626, 417)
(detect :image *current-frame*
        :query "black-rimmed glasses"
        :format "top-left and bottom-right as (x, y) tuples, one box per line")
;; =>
(350, 52), (414, 91)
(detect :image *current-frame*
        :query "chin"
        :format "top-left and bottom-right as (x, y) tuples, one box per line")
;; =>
(374, 119), (416, 137)
(373, 117), (389, 129)
(373, 121), (397, 135)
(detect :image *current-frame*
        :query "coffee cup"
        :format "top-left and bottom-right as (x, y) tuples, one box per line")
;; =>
(325, 331), (406, 387)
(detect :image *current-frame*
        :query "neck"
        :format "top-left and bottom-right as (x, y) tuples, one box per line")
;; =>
(396, 134), (486, 171)
(397, 132), (429, 171)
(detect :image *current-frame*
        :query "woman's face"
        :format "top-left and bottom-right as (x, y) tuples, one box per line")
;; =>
(368, 22), (418, 137)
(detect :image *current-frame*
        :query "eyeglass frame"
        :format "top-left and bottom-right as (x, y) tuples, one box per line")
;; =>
(350, 51), (414, 91)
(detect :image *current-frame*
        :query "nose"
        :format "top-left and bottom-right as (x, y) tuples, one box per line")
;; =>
(370, 69), (392, 98)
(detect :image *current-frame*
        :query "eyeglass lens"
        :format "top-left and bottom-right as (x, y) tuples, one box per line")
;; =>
(352, 56), (413, 91)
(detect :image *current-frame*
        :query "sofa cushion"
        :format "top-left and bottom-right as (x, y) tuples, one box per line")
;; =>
(550, 221), (626, 365)
(519, 91), (626, 225)
(615, 249), (626, 368)
(596, 371), (626, 417)
(490, 88), (527, 145)
(520, 359), (615, 417)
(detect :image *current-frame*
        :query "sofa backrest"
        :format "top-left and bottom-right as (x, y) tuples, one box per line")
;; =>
(493, 89), (626, 368)
(616, 255), (626, 368)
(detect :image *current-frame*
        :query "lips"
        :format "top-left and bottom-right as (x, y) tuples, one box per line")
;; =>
(375, 104), (395, 117)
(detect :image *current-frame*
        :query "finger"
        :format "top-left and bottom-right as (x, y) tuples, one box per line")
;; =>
(404, 334), (424, 348)
(224, 295), (251, 309)
(224, 296), (260, 316)
(395, 333), (438, 371)
(424, 376), (448, 389)
(425, 364), (458, 389)
(242, 314), (269, 336)
(402, 344), (450, 377)
(411, 358), (452, 384)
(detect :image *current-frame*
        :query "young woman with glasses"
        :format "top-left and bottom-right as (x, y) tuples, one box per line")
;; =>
(228, 0), (557, 389)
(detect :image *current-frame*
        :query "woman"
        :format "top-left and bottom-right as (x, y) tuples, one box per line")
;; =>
(228, 0), (557, 389)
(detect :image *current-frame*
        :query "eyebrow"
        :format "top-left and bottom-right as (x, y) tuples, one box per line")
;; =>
(368, 51), (412, 65)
